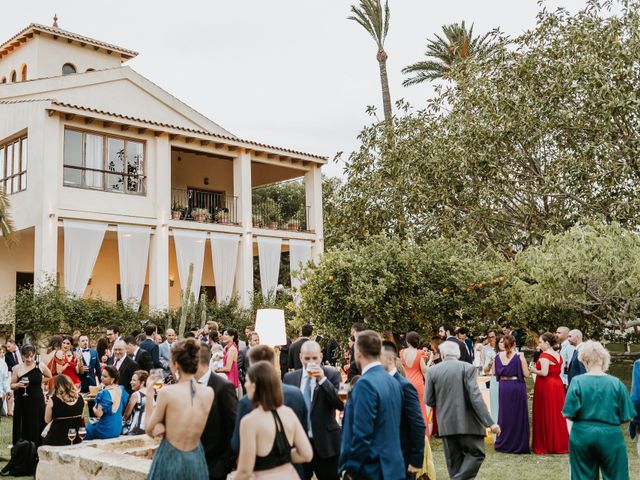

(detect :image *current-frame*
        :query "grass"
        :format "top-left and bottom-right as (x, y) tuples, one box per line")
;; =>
(429, 355), (639, 479)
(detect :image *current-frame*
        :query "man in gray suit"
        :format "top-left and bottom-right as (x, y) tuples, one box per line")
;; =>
(426, 341), (500, 479)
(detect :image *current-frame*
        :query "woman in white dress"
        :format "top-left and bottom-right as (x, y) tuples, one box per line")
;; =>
(0, 346), (10, 416)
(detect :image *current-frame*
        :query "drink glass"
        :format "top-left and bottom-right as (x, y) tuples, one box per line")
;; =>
(306, 363), (317, 377)
(21, 377), (29, 397)
(68, 428), (77, 445)
(338, 382), (351, 402)
(150, 369), (164, 391)
(78, 427), (86, 441)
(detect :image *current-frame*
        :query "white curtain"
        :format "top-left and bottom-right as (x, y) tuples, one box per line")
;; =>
(172, 229), (207, 302)
(63, 220), (107, 297)
(85, 133), (103, 188)
(210, 233), (240, 304)
(289, 239), (312, 302)
(117, 225), (151, 311)
(257, 236), (282, 300)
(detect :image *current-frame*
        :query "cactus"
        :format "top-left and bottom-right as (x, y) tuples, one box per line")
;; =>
(178, 263), (195, 339)
(199, 293), (208, 329)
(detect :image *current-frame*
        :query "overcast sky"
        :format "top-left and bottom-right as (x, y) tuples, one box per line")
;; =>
(3, 1), (589, 177)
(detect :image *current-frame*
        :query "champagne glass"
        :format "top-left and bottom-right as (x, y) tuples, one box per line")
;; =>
(67, 428), (77, 445)
(150, 369), (164, 391)
(21, 377), (29, 397)
(78, 427), (86, 442)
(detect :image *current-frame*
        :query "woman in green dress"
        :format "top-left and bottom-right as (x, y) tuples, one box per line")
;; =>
(562, 341), (635, 480)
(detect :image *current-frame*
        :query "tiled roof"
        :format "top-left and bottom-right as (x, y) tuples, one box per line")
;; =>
(0, 23), (137, 59)
(48, 101), (327, 162)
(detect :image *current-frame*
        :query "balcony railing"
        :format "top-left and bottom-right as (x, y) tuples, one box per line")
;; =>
(252, 198), (311, 232)
(171, 188), (238, 224)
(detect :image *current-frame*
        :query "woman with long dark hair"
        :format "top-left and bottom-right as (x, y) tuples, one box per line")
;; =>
(145, 339), (213, 479)
(235, 361), (312, 479)
(216, 328), (240, 397)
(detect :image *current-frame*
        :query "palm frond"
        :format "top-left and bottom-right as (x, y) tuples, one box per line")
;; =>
(348, 0), (390, 49)
(0, 190), (15, 244)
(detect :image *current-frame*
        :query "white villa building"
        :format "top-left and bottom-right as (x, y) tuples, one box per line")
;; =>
(0, 21), (325, 311)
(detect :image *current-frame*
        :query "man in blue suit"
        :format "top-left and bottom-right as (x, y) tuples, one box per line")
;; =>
(381, 344), (425, 479)
(231, 344), (307, 479)
(139, 324), (162, 369)
(77, 334), (101, 393)
(339, 330), (405, 480)
(567, 329), (587, 385)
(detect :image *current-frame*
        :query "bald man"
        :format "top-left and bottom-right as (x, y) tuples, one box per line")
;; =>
(159, 328), (177, 376)
(283, 341), (343, 480)
(556, 326), (574, 386)
(106, 339), (138, 395)
(567, 329), (586, 385)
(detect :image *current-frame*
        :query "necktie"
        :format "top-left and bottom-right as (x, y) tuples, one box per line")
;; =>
(303, 376), (313, 437)
(13, 353), (18, 364)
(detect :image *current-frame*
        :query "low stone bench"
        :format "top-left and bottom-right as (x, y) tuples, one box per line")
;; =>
(36, 435), (160, 479)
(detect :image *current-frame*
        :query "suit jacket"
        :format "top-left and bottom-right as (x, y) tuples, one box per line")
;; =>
(139, 338), (161, 369)
(567, 348), (587, 385)
(237, 347), (247, 392)
(287, 337), (309, 371)
(201, 374), (238, 480)
(79, 348), (101, 392)
(339, 364), (404, 480)
(446, 337), (473, 364)
(347, 345), (361, 382)
(393, 371), (425, 470)
(133, 348), (153, 372)
(108, 356), (138, 395)
(231, 384), (307, 479)
(425, 358), (493, 436)
(283, 366), (344, 459)
(5, 350), (21, 372)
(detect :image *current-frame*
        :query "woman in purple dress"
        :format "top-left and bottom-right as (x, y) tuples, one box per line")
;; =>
(493, 334), (531, 453)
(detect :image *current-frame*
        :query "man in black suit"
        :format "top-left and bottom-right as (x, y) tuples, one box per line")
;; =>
(347, 323), (364, 382)
(108, 340), (138, 395)
(232, 344), (308, 479)
(288, 323), (313, 371)
(195, 344), (238, 480)
(439, 322), (472, 364)
(284, 340), (343, 480)
(124, 336), (153, 372)
(139, 324), (162, 369)
(4, 339), (22, 372)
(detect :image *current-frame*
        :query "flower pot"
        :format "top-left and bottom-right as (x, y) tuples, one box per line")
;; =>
(268, 221), (279, 230)
(194, 214), (206, 223)
(171, 211), (182, 220)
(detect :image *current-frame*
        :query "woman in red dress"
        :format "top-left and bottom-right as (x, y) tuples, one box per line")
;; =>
(51, 336), (81, 389)
(530, 332), (569, 454)
(400, 332), (428, 427)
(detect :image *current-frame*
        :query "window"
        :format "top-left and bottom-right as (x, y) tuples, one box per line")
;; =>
(63, 128), (146, 195)
(20, 64), (27, 81)
(62, 63), (76, 75)
(9, 70), (16, 82)
(1, 76), (5, 84)
(0, 134), (28, 195)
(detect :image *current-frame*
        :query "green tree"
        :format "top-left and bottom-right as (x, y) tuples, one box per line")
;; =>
(349, 0), (393, 123)
(402, 21), (492, 86)
(334, 0), (640, 252)
(0, 190), (14, 245)
(510, 222), (640, 337)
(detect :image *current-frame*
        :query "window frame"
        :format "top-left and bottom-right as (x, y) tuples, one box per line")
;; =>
(62, 127), (147, 196)
(0, 132), (28, 195)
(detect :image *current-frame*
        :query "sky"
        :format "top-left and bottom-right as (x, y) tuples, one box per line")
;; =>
(2, 1), (590, 178)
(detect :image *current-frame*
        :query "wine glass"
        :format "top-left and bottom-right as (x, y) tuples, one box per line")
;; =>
(67, 428), (77, 445)
(20, 377), (29, 397)
(150, 369), (164, 391)
(78, 427), (86, 442)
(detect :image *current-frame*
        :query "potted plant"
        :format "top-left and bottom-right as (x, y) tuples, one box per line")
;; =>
(286, 219), (299, 231)
(215, 208), (229, 224)
(262, 198), (280, 230)
(192, 208), (211, 223)
(252, 213), (264, 228)
(171, 200), (184, 220)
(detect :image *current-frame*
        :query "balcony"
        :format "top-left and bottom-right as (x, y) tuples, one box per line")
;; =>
(252, 197), (310, 232)
(170, 188), (238, 224)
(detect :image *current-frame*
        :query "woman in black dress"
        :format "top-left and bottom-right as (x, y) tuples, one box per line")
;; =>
(43, 375), (85, 446)
(11, 345), (52, 445)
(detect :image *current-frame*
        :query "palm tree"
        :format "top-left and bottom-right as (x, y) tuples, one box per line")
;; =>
(0, 190), (14, 245)
(349, 0), (392, 124)
(402, 21), (491, 86)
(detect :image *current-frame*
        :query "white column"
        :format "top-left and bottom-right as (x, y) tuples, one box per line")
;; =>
(234, 149), (254, 307)
(149, 134), (171, 310)
(34, 112), (62, 288)
(304, 166), (324, 262)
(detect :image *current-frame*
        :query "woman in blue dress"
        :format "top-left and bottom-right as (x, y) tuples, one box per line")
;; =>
(86, 365), (128, 440)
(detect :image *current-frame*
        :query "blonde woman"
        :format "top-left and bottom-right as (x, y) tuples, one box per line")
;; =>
(43, 375), (85, 445)
(563, 341), (635, 479)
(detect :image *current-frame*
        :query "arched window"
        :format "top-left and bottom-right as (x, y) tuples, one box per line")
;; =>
(10, 70), (16, 82)
(62, 63), (76, 75)
(0, 76), (6, 84)
(20, 64), (27, 81)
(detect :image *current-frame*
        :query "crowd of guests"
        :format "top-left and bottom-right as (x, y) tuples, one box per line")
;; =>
(1, 318), (639, 479)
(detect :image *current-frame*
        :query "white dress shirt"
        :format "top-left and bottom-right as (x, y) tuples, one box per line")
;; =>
(198, 369), (212, 386)
(559, 340), (575, 385)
